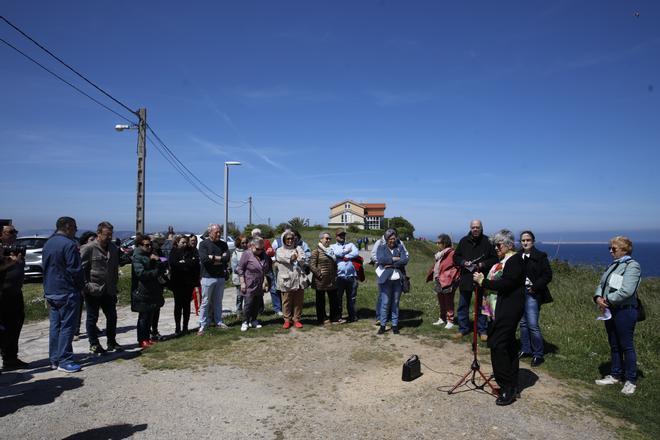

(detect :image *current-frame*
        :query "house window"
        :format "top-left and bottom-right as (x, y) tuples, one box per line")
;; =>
(345, 203), (351, 209)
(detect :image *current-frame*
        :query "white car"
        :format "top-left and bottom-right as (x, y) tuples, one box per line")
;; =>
(15, 236), (48, 279)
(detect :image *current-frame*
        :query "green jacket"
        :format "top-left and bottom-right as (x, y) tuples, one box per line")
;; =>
(131, 247), (165, 312)
(594, 258), (641, 307)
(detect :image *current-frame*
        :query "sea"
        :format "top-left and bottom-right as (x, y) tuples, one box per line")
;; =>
(536, 242), (660, 278)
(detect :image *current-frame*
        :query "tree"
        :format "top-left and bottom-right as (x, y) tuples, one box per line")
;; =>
(386, 216), (415, 240)
(274, 222), (290, 235)
(287, 217), (307, 230)
(227, 222), (241, 240)
(243, 223), (274, 239)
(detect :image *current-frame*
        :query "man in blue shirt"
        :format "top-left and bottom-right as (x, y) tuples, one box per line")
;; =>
(42, 217), (85, 373)
(331, 229), (359, 322)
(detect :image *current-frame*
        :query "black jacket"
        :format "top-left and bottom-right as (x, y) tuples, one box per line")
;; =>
(482, 252), (526, 333)
(453, 233), (499, 291)
(521, 247), (553, 304)
(169, 246), (199, 291)
(130, 247), (165, 313)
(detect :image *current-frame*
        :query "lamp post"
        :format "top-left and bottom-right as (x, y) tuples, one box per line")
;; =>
(115, 108), (147, 235)
(224, 161), (242, 242)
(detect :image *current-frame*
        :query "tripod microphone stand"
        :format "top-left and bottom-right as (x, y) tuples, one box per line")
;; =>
(447, 284), (499, 396)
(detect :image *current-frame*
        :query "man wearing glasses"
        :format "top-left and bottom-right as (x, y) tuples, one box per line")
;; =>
(42, 217), (85, 373)
(1, 225), (29, 370)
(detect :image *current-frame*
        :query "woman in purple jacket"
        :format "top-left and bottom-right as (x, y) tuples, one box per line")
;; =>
(236, 237), (272, 332)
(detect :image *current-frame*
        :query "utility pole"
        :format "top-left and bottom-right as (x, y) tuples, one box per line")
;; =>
(248, 196), (252, 225)
(135, 108), (147, 236)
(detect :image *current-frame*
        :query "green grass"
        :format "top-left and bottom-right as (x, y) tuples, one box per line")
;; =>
(22, 231), (659, 439)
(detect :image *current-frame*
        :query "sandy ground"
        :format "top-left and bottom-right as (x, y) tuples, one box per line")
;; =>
(0, 298), (624, 440)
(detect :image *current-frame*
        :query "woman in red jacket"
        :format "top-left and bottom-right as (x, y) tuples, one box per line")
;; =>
(427, 234), (460, 329)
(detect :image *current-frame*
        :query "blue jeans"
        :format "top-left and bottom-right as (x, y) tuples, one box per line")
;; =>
(457, 288), (488, 335)
(605, 306), (638, 383)
(47, 293), (81, 366)
(337, 277), (358, 321)
(269, 272), (282, 313)
(199, 277), (225, 328)
(379, 279), (402, 327)
(519, 291), (544, 357)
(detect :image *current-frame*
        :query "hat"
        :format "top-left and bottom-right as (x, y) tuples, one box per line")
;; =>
(335, 228), (346, 236)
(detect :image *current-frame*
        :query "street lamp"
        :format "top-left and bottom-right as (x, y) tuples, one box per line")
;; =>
(115, 108), (147, 235)
(224, 161), (242, 242)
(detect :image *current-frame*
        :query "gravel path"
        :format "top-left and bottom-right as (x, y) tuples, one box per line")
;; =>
(1, 297), (624, 440)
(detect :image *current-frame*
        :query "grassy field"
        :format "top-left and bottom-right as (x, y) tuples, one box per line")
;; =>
(21, 230), (659, 439)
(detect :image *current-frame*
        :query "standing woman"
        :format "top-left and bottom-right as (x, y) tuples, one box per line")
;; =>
(188, 234), (201, 312)
(169, 235), (197, 336)
(131, 234), (166, 348)
(236, 237), (272, 331)
(276, 230), (308, 329)
(231, 236), (249, 317)
(310, 232), (338, 324)
(376, 229), (409, 335)
(427, 234), (459, 329)
(594, 236), (641, 395)
(518, 231), (553, 367)
(473, 229), (525, 406)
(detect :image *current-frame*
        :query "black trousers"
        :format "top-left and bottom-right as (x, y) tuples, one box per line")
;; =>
(315, 289), (339, 323)
(85, 294), (118, 346)
(137, 310), (154, 343)
(0, 291), (25, 361)
(488, 299), (525, 390)
(243, 294), (263, 323)
(172, 286), (192, 332)
(151, 307), (160, 333)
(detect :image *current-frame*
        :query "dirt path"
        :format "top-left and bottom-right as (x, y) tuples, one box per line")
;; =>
(1, 301), (624, 440)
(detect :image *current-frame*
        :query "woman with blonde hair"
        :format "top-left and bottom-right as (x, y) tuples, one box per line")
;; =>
(593, 236), (642, 395)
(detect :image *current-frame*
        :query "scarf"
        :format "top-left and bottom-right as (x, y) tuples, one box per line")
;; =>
(433, 247), (452, 279)
(318, 242), (336, 261)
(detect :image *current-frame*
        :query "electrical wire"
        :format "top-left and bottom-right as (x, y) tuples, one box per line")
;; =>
(0, 37), (136, 125)
(1, 15), (139, 117)
(146, 124), (227, 201)
(1, 16), (250, 208)
(146, 135), (223, 206)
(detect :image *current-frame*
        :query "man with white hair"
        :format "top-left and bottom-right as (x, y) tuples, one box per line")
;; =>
(198, 224), (230, 334)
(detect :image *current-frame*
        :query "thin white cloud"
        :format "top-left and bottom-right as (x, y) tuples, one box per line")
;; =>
(366, 90), (431, 106)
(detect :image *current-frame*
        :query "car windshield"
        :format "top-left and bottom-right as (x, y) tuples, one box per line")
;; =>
(16, 238), (48, 249)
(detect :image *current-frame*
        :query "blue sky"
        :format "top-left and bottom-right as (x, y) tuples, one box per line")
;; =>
(1, 0), (659, 239)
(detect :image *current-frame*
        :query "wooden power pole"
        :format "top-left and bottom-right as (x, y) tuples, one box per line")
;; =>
(135, 108), (147, 236)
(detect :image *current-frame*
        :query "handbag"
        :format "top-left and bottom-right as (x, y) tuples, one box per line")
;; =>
(402, 354), (422, 382)
(400, 267), (411, 293)
(637, 297), (646, 322)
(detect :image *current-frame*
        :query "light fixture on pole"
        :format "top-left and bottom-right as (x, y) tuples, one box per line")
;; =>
(115, 108), (147, 235)
(224, 161), (242, 242)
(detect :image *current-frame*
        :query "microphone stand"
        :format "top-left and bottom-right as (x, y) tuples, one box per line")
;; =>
(448, 283), (499, 396)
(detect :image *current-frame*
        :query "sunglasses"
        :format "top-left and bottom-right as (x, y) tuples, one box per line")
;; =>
(520, 239), (533, 242)
(6, 230), (18, 235)
(254, 247), (264, 251)
(609, 246), (618, 252)
(141, 242), (152, 247)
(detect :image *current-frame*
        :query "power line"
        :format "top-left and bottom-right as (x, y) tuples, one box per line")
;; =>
(146, 135), (224, 206)
(0, 37), (136, 125)
(1, 15), (138, 117)
(146, 124), (227, 200)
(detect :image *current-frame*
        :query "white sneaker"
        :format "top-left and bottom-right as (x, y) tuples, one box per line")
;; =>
(432, 318), (445, 326)
(240, 322), (249, 332)
(445, 322), (455, 330)
(595, 375), (620, 385)
(621, 381), (637, 395)
(251, 320), (262, 329)
(277, 311), (284, 317)
(217, 322), (229, 330)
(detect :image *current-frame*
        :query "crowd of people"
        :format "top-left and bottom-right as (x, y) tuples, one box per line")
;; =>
(0, 217), (643, 403)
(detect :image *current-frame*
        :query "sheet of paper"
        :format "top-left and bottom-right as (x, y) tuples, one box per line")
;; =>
(597, 308), (612, 321)
(608, 273), (623, 290)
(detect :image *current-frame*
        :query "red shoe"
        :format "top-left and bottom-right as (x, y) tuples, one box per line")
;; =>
(294, 321), (303, 329)
(283, 321), (291, 329)
(139, 340), (152, 349)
